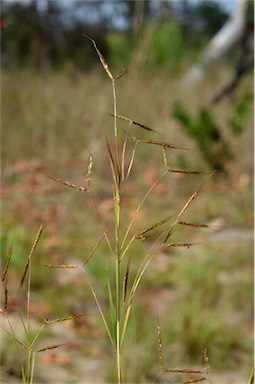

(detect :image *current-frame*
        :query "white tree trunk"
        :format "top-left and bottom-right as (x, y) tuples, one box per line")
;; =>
(183, 0), (248, 85)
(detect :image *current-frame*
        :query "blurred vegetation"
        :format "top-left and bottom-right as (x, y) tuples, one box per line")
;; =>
(1, 0), (229, 72)
(172, 103), (232, 171)
(171, 88), (253, 171)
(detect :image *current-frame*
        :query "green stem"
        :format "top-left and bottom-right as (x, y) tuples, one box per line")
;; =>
(115, 187), (122, 383)
(112, 71), (122, 384)
(248, 368), (254, 384)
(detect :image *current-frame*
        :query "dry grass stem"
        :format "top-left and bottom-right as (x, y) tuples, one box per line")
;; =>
(45, 174), (87, 192)
(114, 68), (128, 80)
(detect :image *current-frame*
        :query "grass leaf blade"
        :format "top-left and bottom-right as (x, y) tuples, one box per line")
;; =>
(106, 271), (116, 343)
(89, 281), (114, 346)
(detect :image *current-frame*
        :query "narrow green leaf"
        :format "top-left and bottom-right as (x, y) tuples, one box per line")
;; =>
(83, 233), (105, 266)
(106, 272), (116, 343)
(89, 281), (114, 346)
(248, 368), (254, 384)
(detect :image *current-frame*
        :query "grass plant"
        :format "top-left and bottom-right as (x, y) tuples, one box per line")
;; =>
(1, 38), (253, 384)
(1, 226), (47, 383)
(39, 36), (215, 383)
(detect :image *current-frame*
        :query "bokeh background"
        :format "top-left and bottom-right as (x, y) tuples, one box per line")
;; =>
(1, 0), (254, 383)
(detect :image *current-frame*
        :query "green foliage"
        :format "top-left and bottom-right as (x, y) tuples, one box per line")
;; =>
(192, 0), (228, 36)
(172, 102), (232, 170)
(229, 92), (253, 135)
(2, 0), (230, 72)
(1, 1), (109, 70)
(146, 22), (186, 74)
(177, 0), (228, 41)
(106, 33), (133, 68)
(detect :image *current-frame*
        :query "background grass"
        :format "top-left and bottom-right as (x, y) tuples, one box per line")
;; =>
(1, 64), (254, 383)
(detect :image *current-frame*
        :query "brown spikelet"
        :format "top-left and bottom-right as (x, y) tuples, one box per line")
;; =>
(136, 214), (175, 240)
(1, 249), (12, 283)
(1, 284), (8, 313)
(163, 228), (174, 243)
(157, 315), (163, 369)
(164, 242), (200, 248)
(177, 172), (215, 221)
(177, 186), (201, 220)
(19, 225), (43, 291)
(123, 256), (131, 304)
(46, 174), (87, 192)
(162, 147), (168, 169)
(83, 233), (105, 266)
(37, 342), (68, 353)
(178, 221), (208, 228)
(83, 35), (113, 80)
(86, 153), (93, 188)
(47, 264), (79, 268)
(44, 314), (84, 324)
(168, 169), (210, 175)
(163, 368), (204, 374)
(127, 133), (189, 150)
(107, 113), (162, 135)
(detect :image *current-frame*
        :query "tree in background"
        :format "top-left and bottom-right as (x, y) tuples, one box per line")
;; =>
(1, 0), (233, 71)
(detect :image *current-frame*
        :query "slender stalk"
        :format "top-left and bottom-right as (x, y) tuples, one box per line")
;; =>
(112, 72), (122, 384)
(114, 186), (122, 384)
(112, 79), (121, 182)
